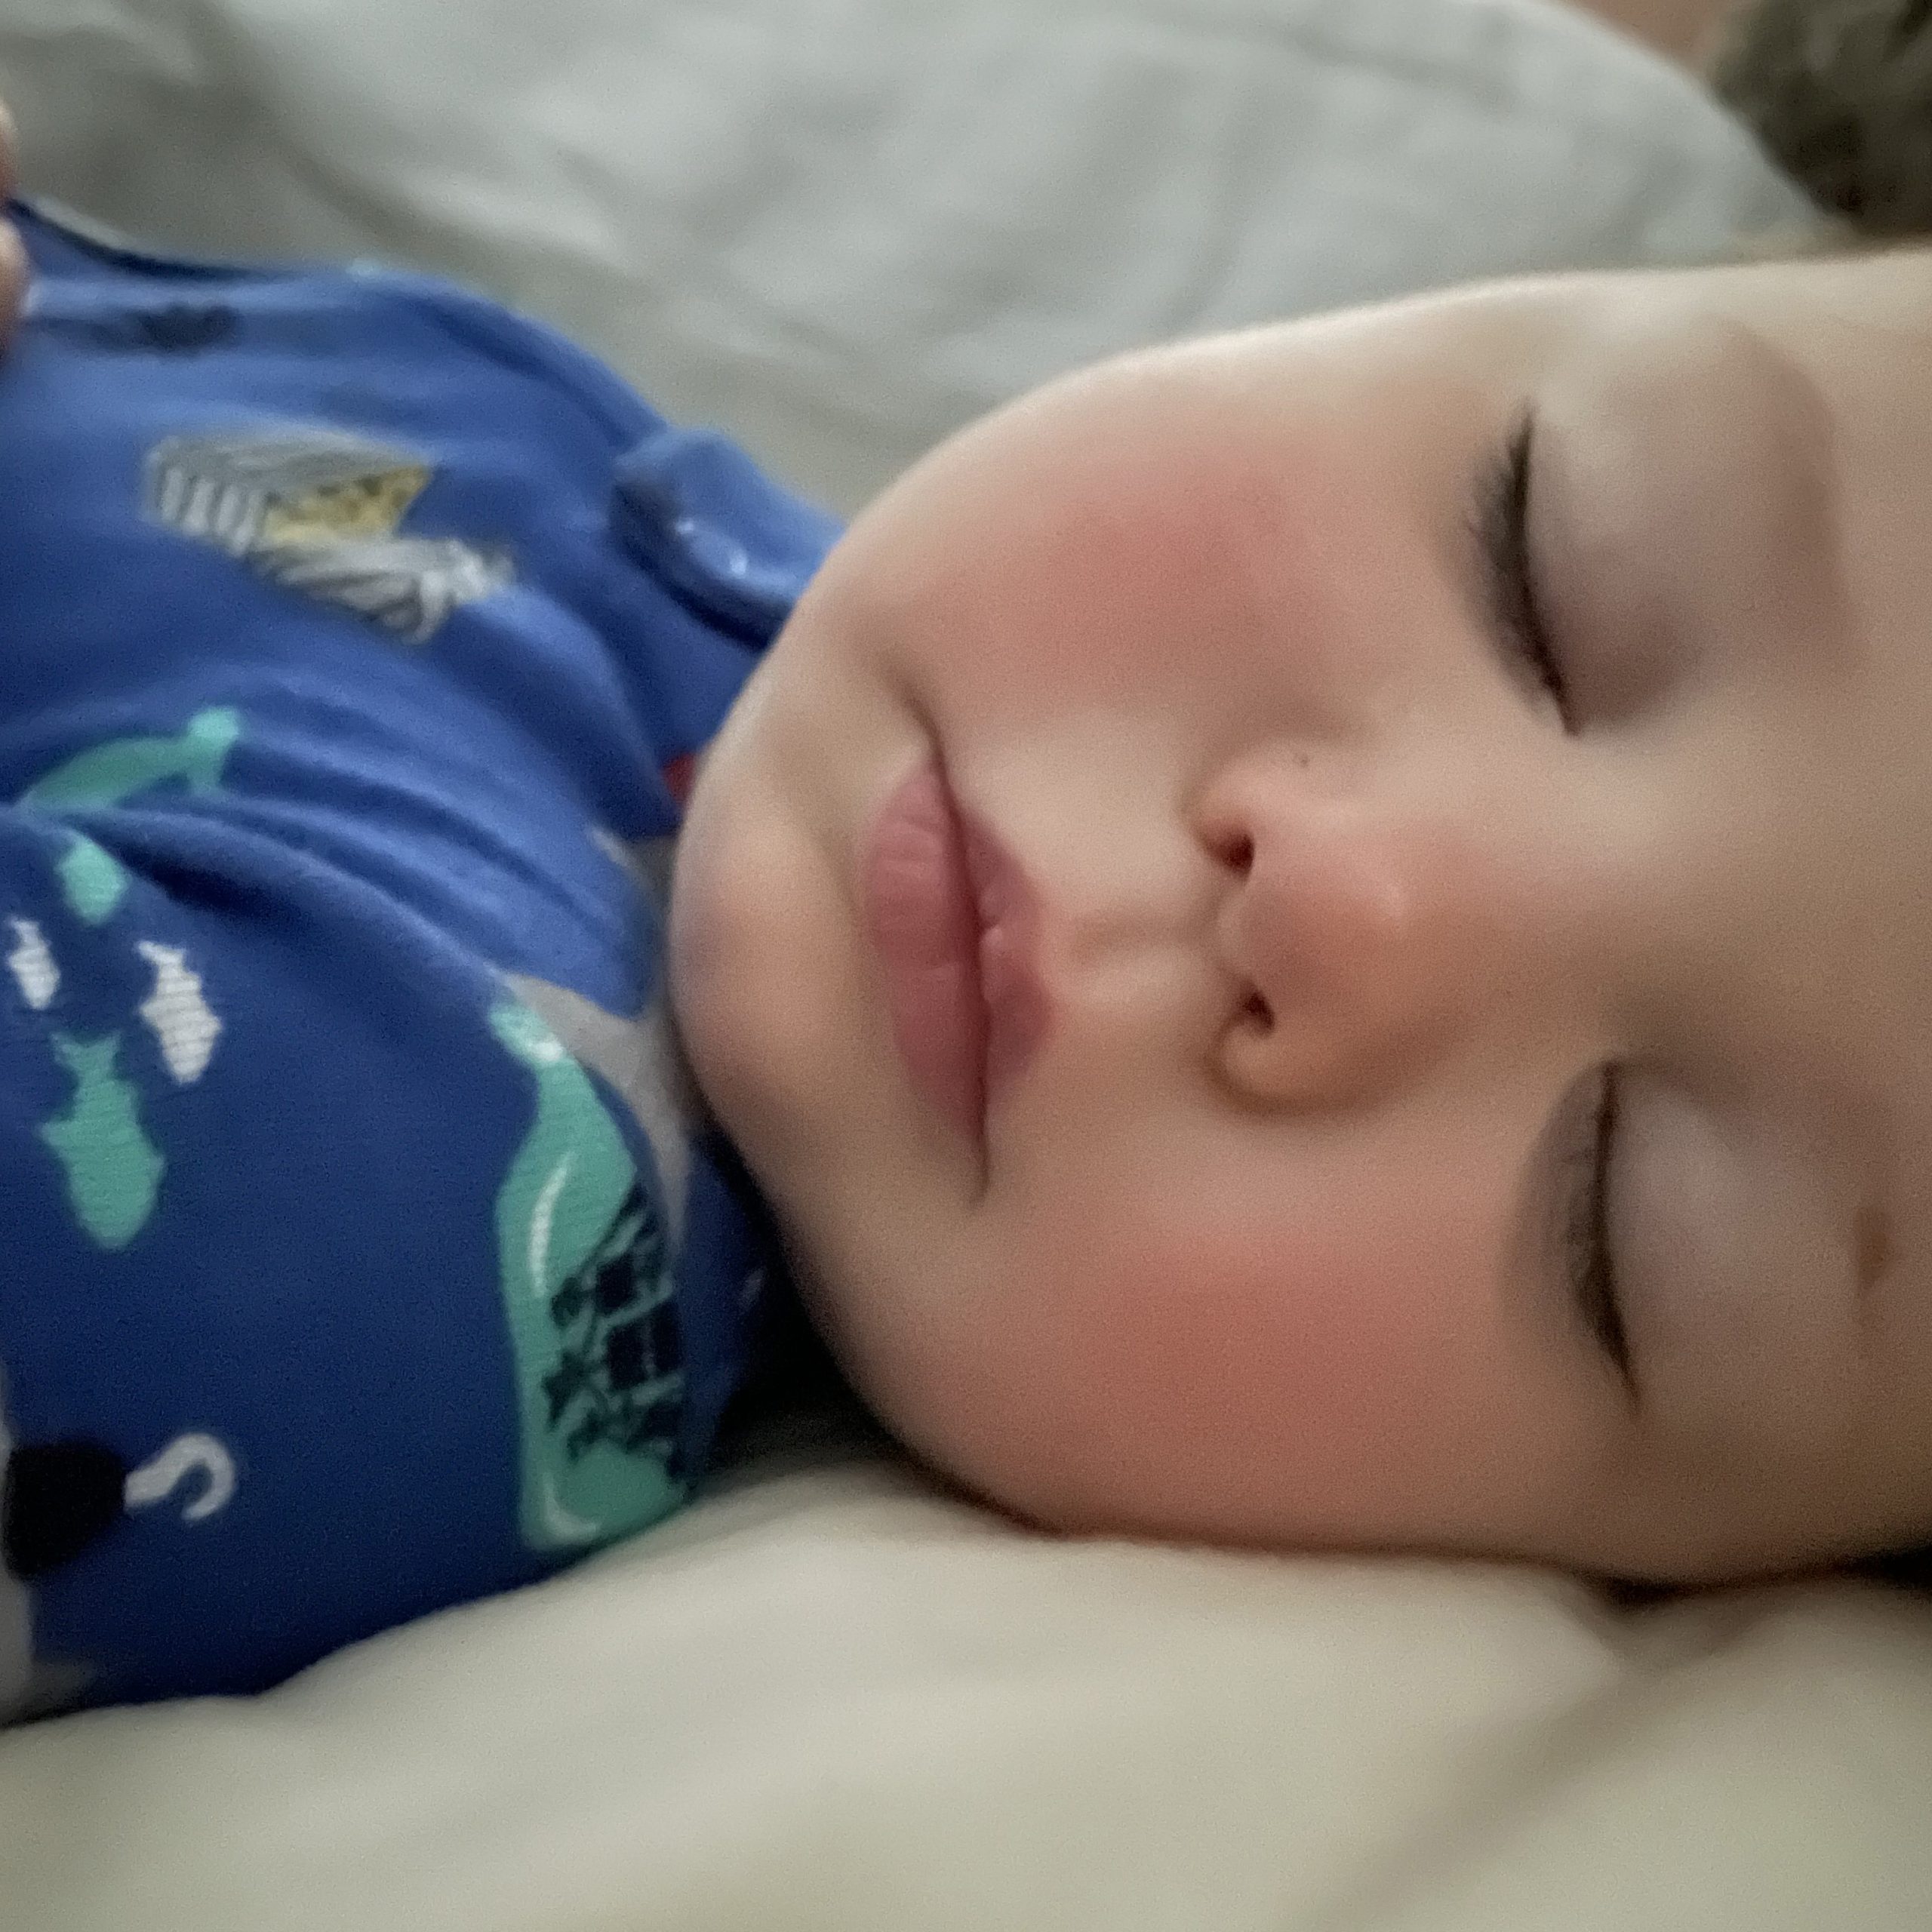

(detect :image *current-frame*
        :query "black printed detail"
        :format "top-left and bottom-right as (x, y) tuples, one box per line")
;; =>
(3, 1440), (128, 1579)
(541, 1181), (685, 1476)
(34, 304), (242, 356)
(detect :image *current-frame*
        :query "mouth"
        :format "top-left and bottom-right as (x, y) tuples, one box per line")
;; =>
(860, 756), (1049, 1152)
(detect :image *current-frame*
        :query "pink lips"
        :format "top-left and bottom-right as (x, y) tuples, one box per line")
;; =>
(860, 761), (1049, 1146)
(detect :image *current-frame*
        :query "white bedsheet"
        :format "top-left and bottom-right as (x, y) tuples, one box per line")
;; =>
(7, 1453), (1932, 1931)
(3, 4), (1923, 1928)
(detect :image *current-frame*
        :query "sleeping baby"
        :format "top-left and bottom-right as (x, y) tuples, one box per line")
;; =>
(4, 23), (1932, 1714)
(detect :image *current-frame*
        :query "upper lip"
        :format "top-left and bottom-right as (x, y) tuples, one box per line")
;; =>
(955, 784), (1051, 1129)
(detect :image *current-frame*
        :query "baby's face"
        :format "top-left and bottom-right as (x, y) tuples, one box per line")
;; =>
(671, 245), (1932, 1581)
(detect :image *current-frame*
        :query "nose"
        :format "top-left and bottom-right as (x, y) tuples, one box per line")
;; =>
(1195, 755), (1495, 1107)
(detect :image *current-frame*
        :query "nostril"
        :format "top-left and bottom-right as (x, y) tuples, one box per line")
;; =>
(1212, 830), (1255, 875)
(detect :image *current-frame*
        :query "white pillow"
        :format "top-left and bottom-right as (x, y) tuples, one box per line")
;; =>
(0, 0), (1813, 508)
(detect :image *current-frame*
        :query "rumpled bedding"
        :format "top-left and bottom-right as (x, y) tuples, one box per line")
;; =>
(4, 3), (1924, 1928)
(0, 0), (1809, 509)
(11, 1450), (1932, 1931)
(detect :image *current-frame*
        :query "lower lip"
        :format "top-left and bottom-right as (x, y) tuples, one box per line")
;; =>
(860, 761), (1046, 1145)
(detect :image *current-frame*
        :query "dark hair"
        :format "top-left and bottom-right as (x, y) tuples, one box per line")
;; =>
(1713, 0), (1932, 238)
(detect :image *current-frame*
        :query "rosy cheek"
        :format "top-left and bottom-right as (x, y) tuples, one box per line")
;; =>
(1156, 1238), (1451, 1460)
(958, 1208), (1494, 1538)
(879, 420), (1371, 715)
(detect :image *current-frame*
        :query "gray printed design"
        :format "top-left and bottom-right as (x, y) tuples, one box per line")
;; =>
(145, 430), (430, 555)
(145, 430), (511, 643)
(504, 974), (697, 1257)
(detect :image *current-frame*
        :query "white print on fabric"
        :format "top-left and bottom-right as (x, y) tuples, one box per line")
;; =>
(7, 919), (57, 1010)
(123, 1433), (237, 1524)
(135, 943), (221, 1084)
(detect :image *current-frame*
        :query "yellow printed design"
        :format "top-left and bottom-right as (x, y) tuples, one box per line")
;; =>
(260, 463), (432, 546)
(145, 431), (510, 644)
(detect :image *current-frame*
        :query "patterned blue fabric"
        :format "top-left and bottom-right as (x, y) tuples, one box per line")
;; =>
(0, 204), (838, 1710)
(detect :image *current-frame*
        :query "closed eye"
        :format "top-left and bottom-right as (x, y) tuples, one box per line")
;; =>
(1564, 1064), (1635, 1400)
(1475, 414), (1575, 731)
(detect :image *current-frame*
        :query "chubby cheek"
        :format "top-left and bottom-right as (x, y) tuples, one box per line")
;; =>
(885, 1190), (1517, 1548)
(849, 382), (1414, 733)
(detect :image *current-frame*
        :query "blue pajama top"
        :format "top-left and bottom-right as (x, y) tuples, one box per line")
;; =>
(0, 203), (837, 1711)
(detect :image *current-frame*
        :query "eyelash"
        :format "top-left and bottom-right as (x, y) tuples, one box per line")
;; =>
(1479, 415), (1576, 732)
(1564, 1066), (1632, 1393)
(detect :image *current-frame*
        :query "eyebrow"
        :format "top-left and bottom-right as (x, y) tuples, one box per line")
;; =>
(1854, 1190), (1894, 1316)
(1596, 315), (1850, 673)
(1727, 320), (1855, 665)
